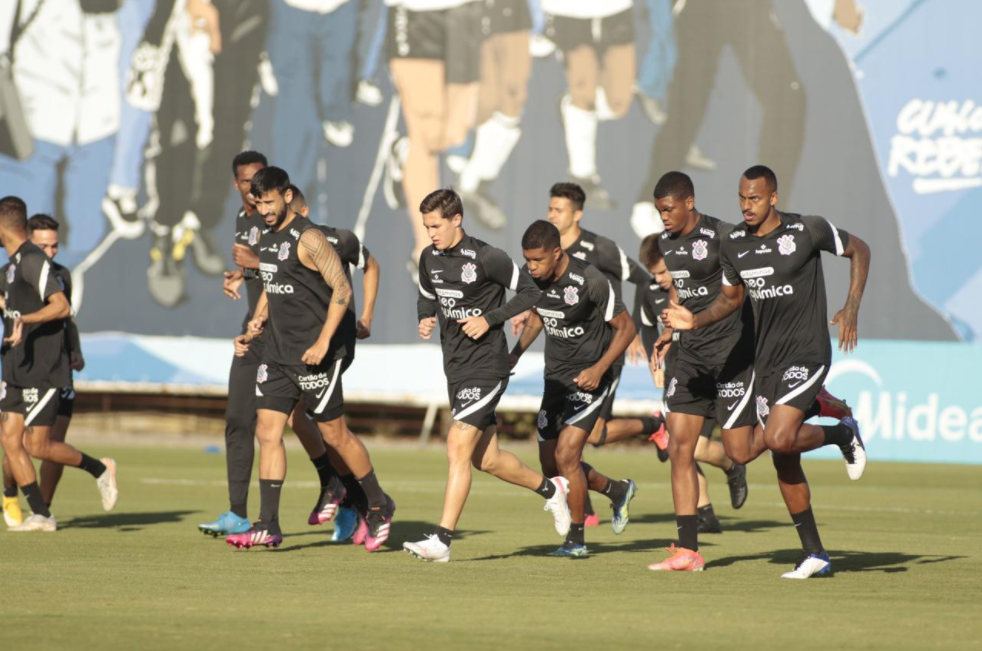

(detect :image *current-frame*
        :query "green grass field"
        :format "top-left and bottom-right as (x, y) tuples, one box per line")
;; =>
(0, 442), (978, 651)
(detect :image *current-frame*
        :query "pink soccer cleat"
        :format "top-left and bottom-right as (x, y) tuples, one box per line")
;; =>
(308, 484), (347, 525)
(647, 544), (705, 572)
(351, 513), (369, 546)
(364, 496), (396, 552)
(225, 525), (283, 549)
(584, 513), (600, 527)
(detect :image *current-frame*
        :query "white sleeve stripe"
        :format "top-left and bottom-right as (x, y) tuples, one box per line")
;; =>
(38, 260), (50, 301)
(641, 309), (654, 327)
(509, 262), (519, 291)
(604, 281), (616, 321)
(825, 218), (845, 256)
(418, 283), (436, 300)
(617, 246), (630, 281)
(722, 274), (735, 286)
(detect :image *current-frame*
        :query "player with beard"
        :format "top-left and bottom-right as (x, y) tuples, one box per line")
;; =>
(0, 197), (117, 532)
(403, 188), (570, 563)
(511, 221), (637, 557)
(225, 167), (394, 551)
(664, 165), (868, 578)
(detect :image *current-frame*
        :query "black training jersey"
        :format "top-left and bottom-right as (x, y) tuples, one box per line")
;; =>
(318, 224), (370, 362)
(1, 242), (69, 388)
(720, 211), (850, 371)
(566, 228), (651, 301)
(636, 281), (670, 357)
(235, 207), (266, 335)
(418, 233), (541, 383)
(659, 214), (753, 366)
(0, 263), (12, 384)
(259, 216), (349, 366)
(530, 256), (625, 382)
(51, 262), (80, 387)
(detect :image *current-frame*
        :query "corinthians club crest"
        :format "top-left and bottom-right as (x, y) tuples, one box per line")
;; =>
(6, 265), (14, 284)
(564, 286), (579, 306)
(257, 364), (268, 384)
(278, 242), (291, 261)
(756, 396), (770, 418)
(777, 234), (796, 256)
(248, 226), (260, 246)
(461, 262), (477, 284)
(692, 240), (708, 261)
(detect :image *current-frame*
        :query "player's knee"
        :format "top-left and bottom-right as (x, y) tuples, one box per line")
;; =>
(554, 445), (579, 474)
(471, 449), (496, 473)
(764, 429), (796, 455)
(254, 421), (281, 446)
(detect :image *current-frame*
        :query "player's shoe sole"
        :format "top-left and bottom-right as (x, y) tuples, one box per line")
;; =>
(97, 458), (119, 511)
(726, 463), (749, 509)
(9, 513), (57, 532)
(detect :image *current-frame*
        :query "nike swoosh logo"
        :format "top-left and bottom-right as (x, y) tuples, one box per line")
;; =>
(315, 387), (328, 399)
(738, 251), (749, 258)
(788, 381), (803, 388)
(655, 299), (665, 304)
(727, 401), (738, 410)
(260, 247), (269, 252)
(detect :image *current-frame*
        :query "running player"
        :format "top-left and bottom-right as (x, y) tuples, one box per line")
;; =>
(403, 188), (570, 563)
(544, 0), (635, 208)
(201, 152), (351, 540)
(635, 235), (749, 533)
(511, 220), (637, 557)
(226, 167), (396, 551)
(0, 197), (118, 532)
(664, 165), (869, 578)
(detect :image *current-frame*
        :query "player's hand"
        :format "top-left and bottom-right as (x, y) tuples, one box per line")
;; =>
(653, 368), (665, 389)
(573, 365), (603, 392)
(627, 335), (645, 366)
(653, 329), (673, 366)
(223, 270), (244, 300)
(248, 315), (266, 338)
(831, 305), (859, 354)
(3, 317), (23, 347)
(70, 351), (86, 372)
(233, 334), (251, 357)
(302, 338), (329, 366)
(187, 0), (222, 53)
(457, 315), (490, 340)
(418, 317), (437, 340)
(510, 310), (529, 337)
(663, 302), (694, 331)
(356, 318), (372, 340)
(232, 244), (259, 270)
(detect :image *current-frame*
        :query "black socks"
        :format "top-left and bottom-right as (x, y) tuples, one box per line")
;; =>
(258, 479), (283, 532)
(676, 514), (698, 551)
(822, 423), (852, 447)
(77, 454), (106, 479)
(20, 483), (50, 518)
(2, 484), (17, 499)
(340, 474), (369, 513)
(639, 416), (661, 436)
(310, 452), (338, 490)
(601, 478), (628, 504)
(567, 522), (585, 546)
(535, 478), (557, 500)
(357, 470), (386, 510)
(435, 526), (453, 547)
(791, 507), (824, 555)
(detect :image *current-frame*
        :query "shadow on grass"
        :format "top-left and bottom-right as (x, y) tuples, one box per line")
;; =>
(621, 513), (785, 534)
(708, 548), (967, 574)
(463, 537), (691, 562)
(63, 510), (200, 532)
(272, 521), (493, 554)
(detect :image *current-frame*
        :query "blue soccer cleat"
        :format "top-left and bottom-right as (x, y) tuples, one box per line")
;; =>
(550, 541), (588, 558)
(610, 479), (637, 535)
(198, 511), (251, 537)
(332, 505), (358, 542)
(782, 551), (833, 579)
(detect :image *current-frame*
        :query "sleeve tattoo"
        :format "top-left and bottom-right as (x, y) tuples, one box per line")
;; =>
(301, 229), (352, 307)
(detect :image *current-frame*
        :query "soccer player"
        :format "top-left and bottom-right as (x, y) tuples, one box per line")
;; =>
(403, 188), (570, 563)
(511, 220), (638, 557)
(0, 197), (117, 532)
(201, 152), (351, 540)
(635, 235), (749, 533)
(228, 167), (394, 551)
(664, 165), (869, 579)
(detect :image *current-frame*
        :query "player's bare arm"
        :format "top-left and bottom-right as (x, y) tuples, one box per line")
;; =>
(575, 310), (636, 391)
(665, 283), (744, 332)
(357, 253), (380, 340)
(232, 243), (260, 269)
(509, 309), (544, 368)
(298, 228), (352, 365)
(5, 291), (71, 347)
(830, 234), (870, 354)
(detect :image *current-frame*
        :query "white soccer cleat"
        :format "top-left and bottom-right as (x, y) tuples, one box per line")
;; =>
(840, 417), (867, 481)
(97, 458), (119, 511)
(403, 535), (451, 563)
(781, 551), (832, 579)
(9, 513), (57, 532)
(543, 477), (571, 537)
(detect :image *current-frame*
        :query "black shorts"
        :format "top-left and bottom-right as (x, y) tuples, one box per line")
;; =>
(482, 0), (532, 37)
(256, 358), (346, 423)
(598, 357), (624, 422)
(0, 383), (61, 428)
(537, 378), (611, 441)
(665, 352), (756, 430)
(755, 362), (830, 429)
(544, 8), (633, 58)
(448, 376), (507, 431)
(58, 385), (76, 419)
(387, 1), (483, 84)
